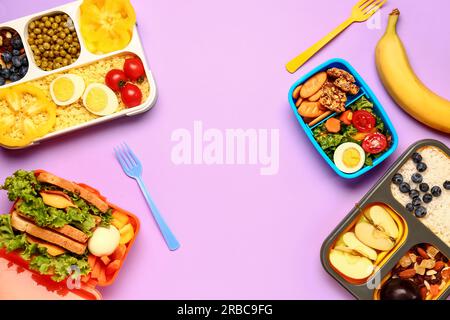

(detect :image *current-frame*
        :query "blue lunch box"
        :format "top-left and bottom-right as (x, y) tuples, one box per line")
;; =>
(288, 58), (398, 179)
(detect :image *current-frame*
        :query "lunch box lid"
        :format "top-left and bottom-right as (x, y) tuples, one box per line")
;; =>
(0, 170), (141, 300)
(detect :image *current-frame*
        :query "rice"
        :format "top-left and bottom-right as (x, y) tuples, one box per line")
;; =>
(391, 146), (450, 246)
(29, 53), (150, 132)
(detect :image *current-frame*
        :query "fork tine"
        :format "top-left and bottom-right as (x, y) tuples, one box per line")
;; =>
(121, 143), (137, 167)
(360, 0), (376, 10)
(115, 147), (129, 171)
(124, 142), (141, 167)
(356, 0), (372, 8)
(119, 144), (134, 169)
(363, 0), (386, 15)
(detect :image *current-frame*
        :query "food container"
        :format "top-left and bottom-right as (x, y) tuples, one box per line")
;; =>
(288, 58), (398, 179)
(0, 170), (140, 300)
(0, 0), (157, 149)
(321, 139), (450, 300)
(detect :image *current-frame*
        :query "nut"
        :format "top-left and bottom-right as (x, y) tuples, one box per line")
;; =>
(409, 253), (417, 263)
(417, 247), (429, 259)
(399, 268), (416, 279)
(434, 261), (445, 271)
(426, 270), (437, 276)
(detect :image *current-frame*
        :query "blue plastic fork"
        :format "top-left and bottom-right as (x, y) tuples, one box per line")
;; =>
(114, 143), (180, 251)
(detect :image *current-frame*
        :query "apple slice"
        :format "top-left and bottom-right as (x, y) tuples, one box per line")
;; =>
(355, 221), (395, 251)
(368, 205), (399, 240)
(329, 249), (374, 280)
(342, 232), (378, 261)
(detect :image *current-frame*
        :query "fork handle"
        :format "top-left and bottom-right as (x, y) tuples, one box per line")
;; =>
(136, 177), (180, 251)
(286, 17), (354, 73)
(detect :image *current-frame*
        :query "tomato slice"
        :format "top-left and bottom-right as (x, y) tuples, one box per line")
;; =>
(362, 133), (388, 154)
(352, 110), (376, 132)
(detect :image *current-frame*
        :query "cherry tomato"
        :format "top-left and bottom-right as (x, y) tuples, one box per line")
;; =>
(105, 69), (128, 92)
(362, 133), (388, 154)
(123, 57), (145, 82)
(120, 83), (142, 108)
(352, 110), (376, 132)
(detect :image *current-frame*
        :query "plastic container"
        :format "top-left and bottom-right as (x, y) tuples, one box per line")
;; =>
(0, 170), (140, 300)
(0, 0), (157, 149)
(288, 58), (398, 179)
(321, 139), (450, 300)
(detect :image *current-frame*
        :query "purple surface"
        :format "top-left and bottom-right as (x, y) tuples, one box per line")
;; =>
(0, 0), (449, 299)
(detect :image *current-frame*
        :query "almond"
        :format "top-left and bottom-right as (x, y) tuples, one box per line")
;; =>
(434, 261), (445, 272)
(399, 268), (416, 279)
(417, 247), (429, 259)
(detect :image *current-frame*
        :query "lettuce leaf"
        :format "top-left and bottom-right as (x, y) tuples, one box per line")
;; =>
(0, 214), (90, 282)
(1, 170), (110, 233)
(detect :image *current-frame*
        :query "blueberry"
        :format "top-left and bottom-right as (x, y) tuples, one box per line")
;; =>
(414, 206), (427, 218)
(419, 183), (429, 193)
(0, 68), (10, 79)
(19, 66), (28, 77)
(399, 182), (411, 193)
(412, 197), (422, 207)
(405, 203), (414, 212)
(10, 66), (18, 74)
(0, 77), (5, 86)
(416, 162), (427, 172)
(444, 180), (450, 190)
(431, 186), (442, 197)
(9, 73), (21, 82)
(21, 56), (28, 67)
(412, 152), (422, 163)
(12, 56), (21, 68)
(409, 189), (420, 199)
(411, 173), (423, 184)
(2, 51), (12, 63)
(12, 49), (20, 56)
(422, 193), (433, 204)
(392, 173), (403, 185)
(11, 37), (22, 50)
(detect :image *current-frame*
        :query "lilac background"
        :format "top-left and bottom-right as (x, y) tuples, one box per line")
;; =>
(1, 0), (449, 299)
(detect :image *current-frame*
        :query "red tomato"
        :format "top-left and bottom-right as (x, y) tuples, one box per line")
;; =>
(123, 57), (145, 81)
(105, 69), (128, 92)
(352, 110), (376, 132)
(362, 133), (388, 154)
(120, 83), (142, 108)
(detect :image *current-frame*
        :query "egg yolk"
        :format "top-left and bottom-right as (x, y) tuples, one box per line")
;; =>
(53, 77), (74, 102)
(85, 88), (108, 112)
(342, 148), (361, 168)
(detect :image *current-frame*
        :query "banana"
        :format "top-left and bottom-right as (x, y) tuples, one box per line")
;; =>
(375, 9), (450, 134)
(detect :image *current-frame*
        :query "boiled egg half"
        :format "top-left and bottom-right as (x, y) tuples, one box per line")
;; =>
(83, 83), (118, 116)
(333, 142), (366, 173)
(50, 74), (85, 106)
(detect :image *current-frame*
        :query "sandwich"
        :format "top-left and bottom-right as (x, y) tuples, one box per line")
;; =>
(0, 170), (120, 282)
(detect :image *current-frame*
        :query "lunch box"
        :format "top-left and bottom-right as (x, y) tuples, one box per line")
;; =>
(321, 139), (450, 300)
(288, 58), (398, 179)
(0, 171), (140, 300)
(0, 0), (157, 149)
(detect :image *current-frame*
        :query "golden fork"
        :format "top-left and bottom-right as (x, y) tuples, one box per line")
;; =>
(286, 0), (387, 73)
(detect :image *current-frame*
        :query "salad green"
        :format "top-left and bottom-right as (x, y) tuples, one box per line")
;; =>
(312, 96), (390, 167)
(0, 214), (90, 281)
